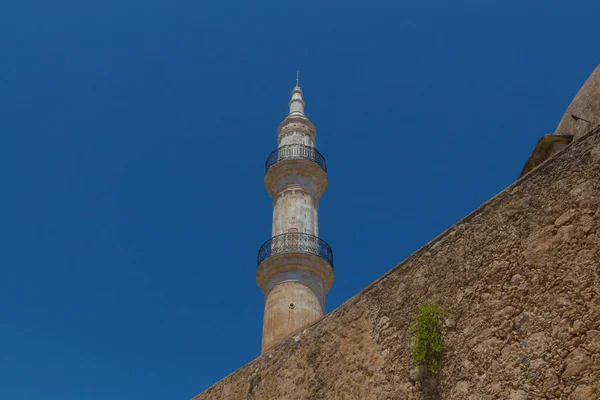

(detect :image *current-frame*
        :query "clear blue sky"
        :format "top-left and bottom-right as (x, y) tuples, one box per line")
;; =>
(0, 1), (598, 398)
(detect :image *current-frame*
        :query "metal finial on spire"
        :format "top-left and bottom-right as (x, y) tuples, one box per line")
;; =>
(296, 71), (299, 87)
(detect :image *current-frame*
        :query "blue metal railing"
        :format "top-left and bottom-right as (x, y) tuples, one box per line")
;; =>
(257, 232), (333, 268)
(265, 144), (327, 173)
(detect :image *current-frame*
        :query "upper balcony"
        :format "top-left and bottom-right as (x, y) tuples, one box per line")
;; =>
(265, 144), (327, 174)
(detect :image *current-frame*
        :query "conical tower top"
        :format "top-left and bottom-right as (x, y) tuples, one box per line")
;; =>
(277, 75), (316, 139)
(289, 74), (305, 116)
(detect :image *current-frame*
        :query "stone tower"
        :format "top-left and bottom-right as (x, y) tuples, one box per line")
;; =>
(256, 83), (334, 353)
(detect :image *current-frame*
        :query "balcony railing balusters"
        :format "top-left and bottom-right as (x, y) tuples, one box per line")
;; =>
(265, 144), (327, 173)
(257, 232), (333, 268)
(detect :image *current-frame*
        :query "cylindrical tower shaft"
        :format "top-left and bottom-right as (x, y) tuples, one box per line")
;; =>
(257, 84), (334, 353)
(272, 188), (319, 237)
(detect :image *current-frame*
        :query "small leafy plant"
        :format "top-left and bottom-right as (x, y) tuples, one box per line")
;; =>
(409, 303), (447, 374)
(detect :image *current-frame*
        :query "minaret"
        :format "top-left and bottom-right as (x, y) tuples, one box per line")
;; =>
(257, 82), (334, 353)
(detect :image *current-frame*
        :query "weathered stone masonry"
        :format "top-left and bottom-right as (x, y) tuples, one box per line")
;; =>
(195, 128), (600, 399)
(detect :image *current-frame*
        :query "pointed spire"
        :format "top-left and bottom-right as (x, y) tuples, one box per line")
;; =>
(289, 73), (305, 116)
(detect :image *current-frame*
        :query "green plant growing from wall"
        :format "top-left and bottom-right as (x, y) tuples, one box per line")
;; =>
(409, 303), (447, 374)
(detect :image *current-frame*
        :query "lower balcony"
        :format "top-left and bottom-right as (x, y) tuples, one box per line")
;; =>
(257, 232), (333, 268)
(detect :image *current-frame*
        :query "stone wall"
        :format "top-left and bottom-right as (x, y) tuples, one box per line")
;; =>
(194, 130), (600, 399)
(555, 64), (600, 140)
